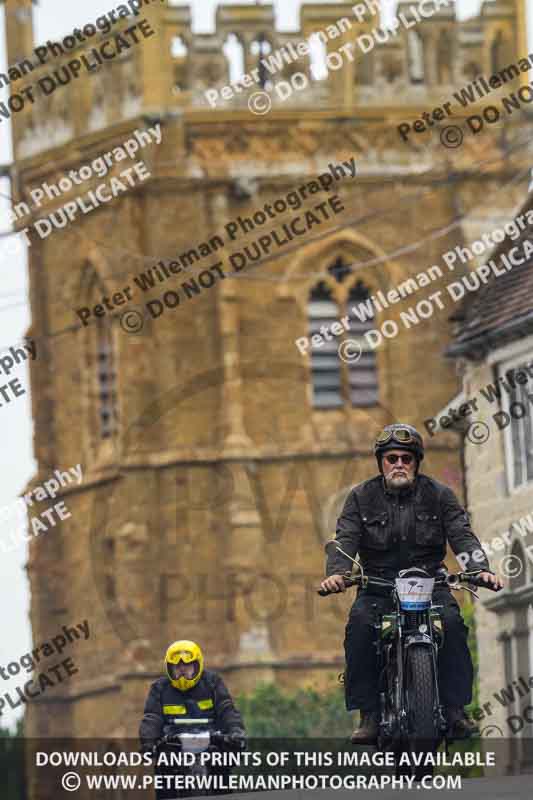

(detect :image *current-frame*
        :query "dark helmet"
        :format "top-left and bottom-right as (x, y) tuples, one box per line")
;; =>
(374, 423), (424, 472)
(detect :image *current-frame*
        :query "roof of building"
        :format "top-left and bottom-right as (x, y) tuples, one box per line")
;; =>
(446, 192), (533, 359)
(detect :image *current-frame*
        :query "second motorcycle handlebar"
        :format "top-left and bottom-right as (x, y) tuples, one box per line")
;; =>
(317, 571), (502, 596)
(156, 731), (246, 751)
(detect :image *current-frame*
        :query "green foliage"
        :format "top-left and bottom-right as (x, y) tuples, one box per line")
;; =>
(461, 597), (480, 714)
(0, 718), (26, 799)
(449, 597), (483, 776)
(236, 679), (352, 737)
(236, 602), (481, 739)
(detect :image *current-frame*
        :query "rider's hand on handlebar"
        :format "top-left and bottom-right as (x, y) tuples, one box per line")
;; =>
(140, 740), (159, 756)
(229, 732), (247, 751)
(478, 571), (504, 590)
(320, 574), (346, 593)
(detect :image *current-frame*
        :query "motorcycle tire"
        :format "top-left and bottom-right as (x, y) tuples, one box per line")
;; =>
(403, 646), (440, 780)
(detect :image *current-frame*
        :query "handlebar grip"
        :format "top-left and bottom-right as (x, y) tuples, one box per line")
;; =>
(467, 574), (502, 591)
(317, 577), (358, 596)
(159, 734), (180, 747)
(211, 732), (246, 751)
(461, 575), (503, 592)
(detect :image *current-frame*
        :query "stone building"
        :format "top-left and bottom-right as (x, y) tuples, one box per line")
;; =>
(446, 190), (533, 773)
(1, 0), (530, 762)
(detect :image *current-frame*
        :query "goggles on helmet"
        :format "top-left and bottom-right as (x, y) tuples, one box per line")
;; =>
(375, 427), (417, 446)
(171, 650), (196, 663)
(165, 640), (204, 691)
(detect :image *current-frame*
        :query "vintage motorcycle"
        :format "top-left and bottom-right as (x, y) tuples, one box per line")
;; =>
(319, 545), (501, 777)
(152, 728), (244, 799)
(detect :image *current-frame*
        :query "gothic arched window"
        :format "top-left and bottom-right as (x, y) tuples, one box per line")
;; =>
(250, 34), (272, 88)
(347, 281), (379, 407)
(491, 31), (507, 74)
(95, 319), (119, 439)
(407, 31), (425, 84)
(308, 282), (343, 408)
(309, 35), (328, 81)
(170, 35), (189, 91)
(436, 30), (452, 84)
(170, 35), (188, 58)
(358, 49), (374, 86)
(223, 33), (245, 84)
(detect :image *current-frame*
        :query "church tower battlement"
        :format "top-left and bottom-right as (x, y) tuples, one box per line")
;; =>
(1, 0), (528, 163)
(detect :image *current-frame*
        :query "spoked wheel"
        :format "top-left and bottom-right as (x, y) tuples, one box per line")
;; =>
(403, 646), (440, 781)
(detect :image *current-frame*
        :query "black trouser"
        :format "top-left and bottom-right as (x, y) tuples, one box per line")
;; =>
(344, 586), (473, 712)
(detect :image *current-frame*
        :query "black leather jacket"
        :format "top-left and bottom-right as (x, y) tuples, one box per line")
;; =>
(326, 474), (491, 580)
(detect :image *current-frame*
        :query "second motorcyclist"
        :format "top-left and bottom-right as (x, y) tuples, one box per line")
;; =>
(139, 640), (246, 797)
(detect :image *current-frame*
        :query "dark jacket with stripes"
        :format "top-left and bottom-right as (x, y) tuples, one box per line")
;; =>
(139, 670), (245, 745)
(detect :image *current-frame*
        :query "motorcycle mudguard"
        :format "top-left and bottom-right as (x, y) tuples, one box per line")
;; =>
(404, 632), (434, 648)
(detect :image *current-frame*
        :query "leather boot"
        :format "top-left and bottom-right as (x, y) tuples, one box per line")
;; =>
(351, 711), (379, 744)
(446, 707), (478, 739)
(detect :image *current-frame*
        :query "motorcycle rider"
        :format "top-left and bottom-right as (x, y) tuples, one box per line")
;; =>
(320, 424), (504, 744)
(139, 639), (246, 755)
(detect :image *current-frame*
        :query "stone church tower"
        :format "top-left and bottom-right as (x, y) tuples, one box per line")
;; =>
(2, 0), (529, 754)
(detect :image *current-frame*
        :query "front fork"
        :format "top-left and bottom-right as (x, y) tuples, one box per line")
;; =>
(427, 607), (448, 737)
(374, 605), (448, 744)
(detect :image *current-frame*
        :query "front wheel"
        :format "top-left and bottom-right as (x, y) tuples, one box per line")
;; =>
(401, 646), (440, 780)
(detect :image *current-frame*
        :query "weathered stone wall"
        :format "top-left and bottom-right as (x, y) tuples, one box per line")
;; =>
(459, 353), (533, 772)
(2, 0), (529, 754)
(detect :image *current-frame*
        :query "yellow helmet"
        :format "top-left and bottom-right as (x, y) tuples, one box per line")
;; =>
(165, 640), (204, 691)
